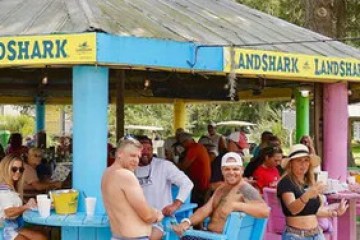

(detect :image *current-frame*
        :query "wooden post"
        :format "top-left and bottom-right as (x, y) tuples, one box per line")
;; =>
(116, 70), (125, 142)
(314, 83), (323, 158)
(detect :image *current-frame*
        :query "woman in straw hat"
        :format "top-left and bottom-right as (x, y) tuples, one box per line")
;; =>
(277, 144), (348, 240)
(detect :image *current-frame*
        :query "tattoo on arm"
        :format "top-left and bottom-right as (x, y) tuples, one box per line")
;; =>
(237, 184), (262, 201)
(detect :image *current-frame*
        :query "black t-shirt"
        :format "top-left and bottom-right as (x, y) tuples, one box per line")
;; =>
(210, 153), (224, 183)
(277, 175), (321, 217)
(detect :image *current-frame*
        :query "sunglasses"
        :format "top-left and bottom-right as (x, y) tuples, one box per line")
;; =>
(11, 166), (25, 173)
(137, 165), (153, 186)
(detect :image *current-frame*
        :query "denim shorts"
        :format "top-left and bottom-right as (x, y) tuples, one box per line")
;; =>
(3, 219), (19, 240)
(282, 231), (325, 240)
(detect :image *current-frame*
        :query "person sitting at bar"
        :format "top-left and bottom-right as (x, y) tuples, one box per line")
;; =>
(0, 154), (47, 240)
(23, 148), (62, 194)
(173, 152), (269, 237)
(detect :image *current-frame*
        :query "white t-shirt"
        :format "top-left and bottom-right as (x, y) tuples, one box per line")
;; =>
(0, 187), (22, 222)
(135, 157), (193, 210)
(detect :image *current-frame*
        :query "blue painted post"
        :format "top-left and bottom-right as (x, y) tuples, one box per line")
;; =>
(35, 96), (45, 133)
(72, 66), (108, 214)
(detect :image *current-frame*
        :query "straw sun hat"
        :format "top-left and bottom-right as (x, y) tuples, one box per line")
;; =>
(281, 144), (320, 169)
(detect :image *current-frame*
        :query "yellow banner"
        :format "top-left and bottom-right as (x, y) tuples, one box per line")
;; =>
(224, 47), (360, 81)
(0, 33), (96, 66)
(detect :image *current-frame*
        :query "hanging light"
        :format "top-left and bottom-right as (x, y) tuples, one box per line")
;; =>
(143, 68), (151, 89)
(300, 89), (310, 97)
(42, 73), (48, 85)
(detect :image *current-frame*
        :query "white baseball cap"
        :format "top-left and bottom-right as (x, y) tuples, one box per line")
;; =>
(221, 152), (243, 167)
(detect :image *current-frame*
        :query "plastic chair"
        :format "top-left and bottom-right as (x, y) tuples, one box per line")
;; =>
(183, 212), (268, 240)
(171, 185), (197, 222)
(263, 187), (338, 240)
(162, 217), (179, 240)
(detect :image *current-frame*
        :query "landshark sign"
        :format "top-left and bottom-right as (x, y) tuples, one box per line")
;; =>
(0, 33), (96, 67)
(224, 47), (360, 81)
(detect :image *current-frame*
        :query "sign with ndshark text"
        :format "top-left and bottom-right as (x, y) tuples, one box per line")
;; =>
(0, 33), (96, 67)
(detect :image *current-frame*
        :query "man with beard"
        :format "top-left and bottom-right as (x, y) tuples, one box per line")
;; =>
(173, 152), (269, 238)
(135, 135), (193, 240)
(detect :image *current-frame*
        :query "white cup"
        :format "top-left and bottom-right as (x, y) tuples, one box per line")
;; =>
(316, 171), (328, 184)
(37, 198), (51, 218)
(36, 194), (48, 203)
(347, 176), (356, 184)
(85, 197), (97, 216)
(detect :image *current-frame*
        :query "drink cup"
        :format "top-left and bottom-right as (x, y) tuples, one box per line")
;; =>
(85, 197), (96, 216)
(347, 176), (356, 184)
(36, 194), (48, 203)
(316, 171), (328, 184)
(37, 198), (51, 218)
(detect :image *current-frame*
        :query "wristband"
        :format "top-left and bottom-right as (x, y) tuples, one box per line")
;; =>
(180, 218), (192, 226)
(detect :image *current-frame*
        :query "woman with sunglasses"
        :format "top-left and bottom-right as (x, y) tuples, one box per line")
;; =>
(0, 154), (47, 240)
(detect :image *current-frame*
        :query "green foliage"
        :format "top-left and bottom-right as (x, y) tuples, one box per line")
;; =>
(108, 104), (174, 139)
(0, 115), (35, 137)
(236, 0), (359, 47)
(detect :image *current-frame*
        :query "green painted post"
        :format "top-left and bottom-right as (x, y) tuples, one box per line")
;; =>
(295, 89), (310, 142)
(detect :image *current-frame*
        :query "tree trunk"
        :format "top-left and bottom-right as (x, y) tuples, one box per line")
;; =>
(304, 0), (353, 165)
(304, 0), (347, 38)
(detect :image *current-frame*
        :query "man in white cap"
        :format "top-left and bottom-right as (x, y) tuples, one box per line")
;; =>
(227, 131), (249, 156)
(173, 152), (270, 236)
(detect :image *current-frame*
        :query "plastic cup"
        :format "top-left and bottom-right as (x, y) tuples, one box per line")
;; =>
(316, 171), (328, 184)
(347, 176), (356, 184)
(37, 198), (51, 218)
(36, 194), (48, 203)
(85, 197), (96, 216)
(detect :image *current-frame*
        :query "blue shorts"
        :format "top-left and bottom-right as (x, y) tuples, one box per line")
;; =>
(3, 219), (20, 240)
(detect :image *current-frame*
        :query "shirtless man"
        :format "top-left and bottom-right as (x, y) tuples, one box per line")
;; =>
(102, 138), (164, 240)
(173, 152), (269, 236)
